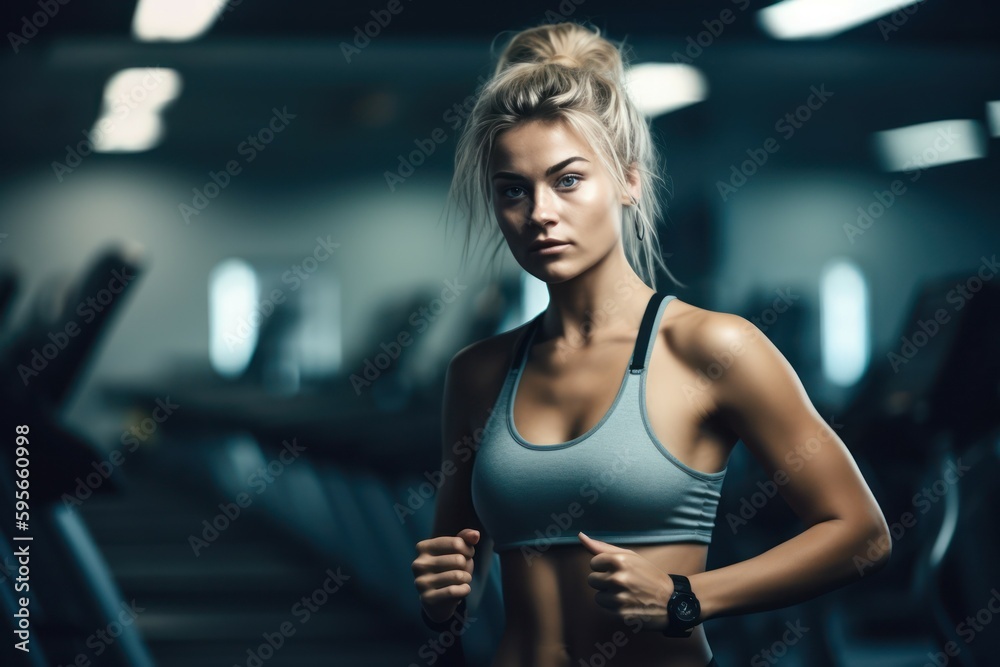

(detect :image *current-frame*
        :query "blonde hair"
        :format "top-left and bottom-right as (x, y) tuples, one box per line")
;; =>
(443, 21), (684, 292)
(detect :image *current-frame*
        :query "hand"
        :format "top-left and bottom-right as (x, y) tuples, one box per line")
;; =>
(412, 528), (479, 623)
(578, 531), (672, 632)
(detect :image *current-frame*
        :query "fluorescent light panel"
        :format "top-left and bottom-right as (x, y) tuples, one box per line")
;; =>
(758, 0), (923, 40)
(820, 259), (869, 387)
(627, 63), (708, 118)
(90, 67), (181, 153)
(209, 258), (260, 378)
(872, 119), (986, 172)
(133, 0), (229, 41)
(987, 100), (1000, 138)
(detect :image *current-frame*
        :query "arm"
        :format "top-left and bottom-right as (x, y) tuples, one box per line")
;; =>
(424, 345), (496, 618)
(688, 313), (892, 622)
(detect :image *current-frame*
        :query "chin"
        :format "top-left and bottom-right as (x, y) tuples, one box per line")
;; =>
(523, 260), (582, 284)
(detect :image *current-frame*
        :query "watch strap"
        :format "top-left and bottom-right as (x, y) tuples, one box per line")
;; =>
(662, 574), (698, 638)
(670, 573), (691, 593)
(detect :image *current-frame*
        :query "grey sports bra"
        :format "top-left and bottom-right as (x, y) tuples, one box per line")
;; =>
(471, 292), (728, 553)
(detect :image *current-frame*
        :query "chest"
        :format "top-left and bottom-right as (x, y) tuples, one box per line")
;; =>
(510, 335), (711, 451)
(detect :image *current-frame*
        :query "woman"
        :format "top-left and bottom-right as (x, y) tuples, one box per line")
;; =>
(410, 21), (891, 667)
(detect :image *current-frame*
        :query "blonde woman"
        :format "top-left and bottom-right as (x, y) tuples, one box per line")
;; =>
(411, 21), (891, 667)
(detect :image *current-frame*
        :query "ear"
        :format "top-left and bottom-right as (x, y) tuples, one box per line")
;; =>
(620, 161), (641, 206)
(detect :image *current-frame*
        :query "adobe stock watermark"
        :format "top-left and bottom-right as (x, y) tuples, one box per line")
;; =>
(61, 396), (180, 510)
(188, 438), (306, 556)
(886, 253), (998, 373)
(726, 417), (844, 535)
(394, 406), (497, 525)
(383, 0), (587, 191)
(18, 599), (146, 660)
(750, 618), (810, 666)
(520, 447), (640, 566)
(51, 67), (171, 182)
(384, 75), (489, 192)
(571, 607), (800, 667)
(340, 0), (414, 63)
(7, 0), (71, 54)
(537, 0), (588, 25)
(16, 265), (137, 387)
(854, 456), (970, 577)
(921, 587), (1000, 667)
(223, 236), (341, 351)
(844, 124), (960, 244)
(407, 596), (477, 666)
(571, 612), (701, 666)
(394, 393), (619, 526)
(877, 0), (928, 41)
(716, 85), (834, 201)
(179, 106), (296, 224)
(51, 67), (165, 183)
(349, 278), (468, 395)
(669, 0), (751, 64)
(574, 617), (649, 667)
(233, 566), (351, 667)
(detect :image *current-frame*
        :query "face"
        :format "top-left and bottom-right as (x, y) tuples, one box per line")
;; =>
(488, 118), (638, 282)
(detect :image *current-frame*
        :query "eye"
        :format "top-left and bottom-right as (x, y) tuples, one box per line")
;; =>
(501, 185), (525, 199)
(558, 174), (581, 187)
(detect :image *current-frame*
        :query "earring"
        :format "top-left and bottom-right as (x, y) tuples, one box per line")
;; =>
(630, 196), (644, 240)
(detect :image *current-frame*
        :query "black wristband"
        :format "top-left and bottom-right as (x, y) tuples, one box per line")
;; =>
(662, 573), (700, 638)
(420, 597), (467, 632)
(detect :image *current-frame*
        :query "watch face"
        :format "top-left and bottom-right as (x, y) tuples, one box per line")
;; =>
(672, 594), (700, 623)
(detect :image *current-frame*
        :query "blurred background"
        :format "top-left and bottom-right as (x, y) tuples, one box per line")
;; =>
(1, 0), (999, 665)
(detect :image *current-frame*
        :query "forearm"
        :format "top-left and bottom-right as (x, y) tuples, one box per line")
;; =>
(690, 519), (890, 622)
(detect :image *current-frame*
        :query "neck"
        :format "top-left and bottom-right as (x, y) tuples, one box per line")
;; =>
(538, 244), (656, 348)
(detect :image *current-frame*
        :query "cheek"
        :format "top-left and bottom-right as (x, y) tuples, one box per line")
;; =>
(495, 213), (521, 245)
(576, 194), (620, 237)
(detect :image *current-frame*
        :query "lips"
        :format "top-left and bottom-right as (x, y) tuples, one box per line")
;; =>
(529, 240), (571, 256)
(528, 239), (569, 251)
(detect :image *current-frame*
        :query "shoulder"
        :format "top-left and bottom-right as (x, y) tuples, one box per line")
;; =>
(659, 297), (798, 410)
(446, 319), (534, 416)
(659, 297), (755, 363)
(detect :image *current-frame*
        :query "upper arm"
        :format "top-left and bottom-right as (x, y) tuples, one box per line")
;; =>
(701, 312), (890, 540)
(433, 345), (487, 539)
(433, 342), (499, 604)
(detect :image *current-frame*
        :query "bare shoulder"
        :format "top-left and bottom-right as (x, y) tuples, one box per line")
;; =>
(660, 297), (756, 368)
(447, 320), (533, 427)
(661, 297), (809, 421)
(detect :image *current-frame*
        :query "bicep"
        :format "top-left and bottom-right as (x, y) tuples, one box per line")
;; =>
(709, 314), (886, 533)
(434, 349), (487, 538)
(434, 348), (496, 595)
(434, 346), (489, 550)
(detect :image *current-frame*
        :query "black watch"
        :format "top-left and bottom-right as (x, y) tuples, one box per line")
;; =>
(662, 574), (701, 638)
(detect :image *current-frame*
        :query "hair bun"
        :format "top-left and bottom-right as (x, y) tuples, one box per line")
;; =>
(494, 21), (625, 81)
(542, 53), (583, 69)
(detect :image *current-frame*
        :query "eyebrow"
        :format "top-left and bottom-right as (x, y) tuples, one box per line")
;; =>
(491, 156), (590, 181)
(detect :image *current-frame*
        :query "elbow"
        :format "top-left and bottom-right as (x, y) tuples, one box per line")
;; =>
(853, 518), (892, 578)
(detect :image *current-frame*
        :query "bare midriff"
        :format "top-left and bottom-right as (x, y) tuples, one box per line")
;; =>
(489, 542), (715, 667)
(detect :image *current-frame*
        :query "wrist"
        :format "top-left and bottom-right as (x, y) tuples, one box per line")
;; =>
(687, 572), (715, 622)
(661, 573), (702, 638)
(420, 597), (468, 632)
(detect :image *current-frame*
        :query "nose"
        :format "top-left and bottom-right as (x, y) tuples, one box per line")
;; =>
(528, 185), (558, 228)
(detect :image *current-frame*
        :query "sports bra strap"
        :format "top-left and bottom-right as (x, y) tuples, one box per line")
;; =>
(509, 292), (668, 375)
(629, 292), (668, 374)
